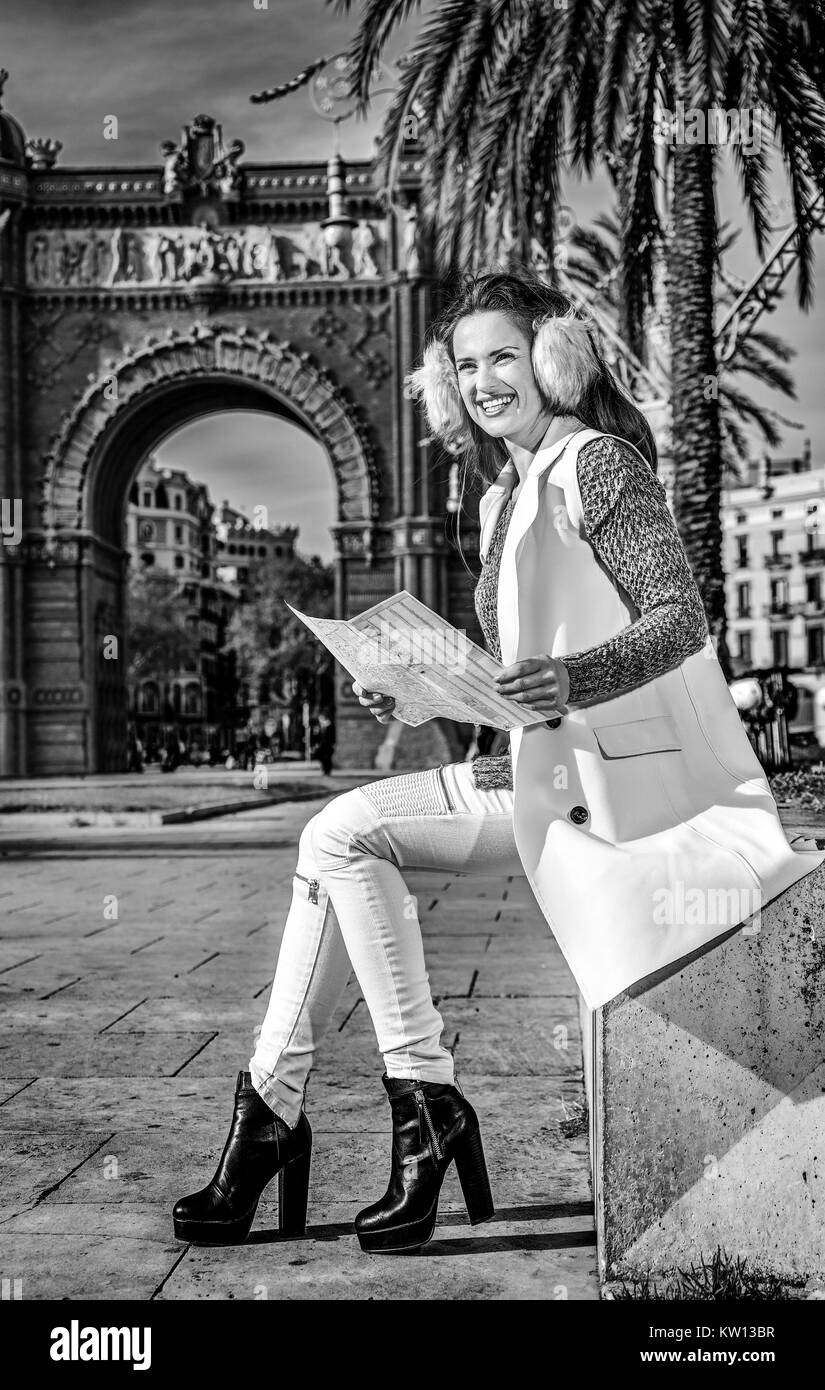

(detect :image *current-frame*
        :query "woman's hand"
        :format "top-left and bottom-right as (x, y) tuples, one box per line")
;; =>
(352, 680), (396, 724)
(494, 655), (570, 714)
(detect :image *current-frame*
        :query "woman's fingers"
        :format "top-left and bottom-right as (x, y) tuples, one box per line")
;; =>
(351, 680), (395, 720)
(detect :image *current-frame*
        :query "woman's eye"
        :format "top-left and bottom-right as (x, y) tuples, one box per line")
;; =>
(457, 363), (474, 372)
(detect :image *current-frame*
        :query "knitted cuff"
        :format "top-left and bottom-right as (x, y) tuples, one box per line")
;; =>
(471, 751), (514, 791)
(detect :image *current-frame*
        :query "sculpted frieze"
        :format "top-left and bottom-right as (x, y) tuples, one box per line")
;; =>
(26, 220), (386, 290)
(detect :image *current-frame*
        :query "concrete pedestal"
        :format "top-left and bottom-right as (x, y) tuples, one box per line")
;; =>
(580, 857), (825, 1288)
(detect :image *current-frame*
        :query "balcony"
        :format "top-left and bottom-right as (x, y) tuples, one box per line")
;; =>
(790, 599), (825, 618)
(763, 602), (791, 619)
(763, 553), (793, 570)
(798, 548), (825, 565)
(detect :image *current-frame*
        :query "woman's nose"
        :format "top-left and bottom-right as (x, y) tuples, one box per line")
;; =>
(475, 366), (501, 395)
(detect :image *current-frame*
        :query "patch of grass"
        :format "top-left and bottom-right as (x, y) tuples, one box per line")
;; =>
(612, 1247), (806, 1300)
(559, 1097), (589, 1139)
(770, 764), (825, 813)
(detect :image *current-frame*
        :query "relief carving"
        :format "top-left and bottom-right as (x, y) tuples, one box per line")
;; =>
(26, 220), (386, 289)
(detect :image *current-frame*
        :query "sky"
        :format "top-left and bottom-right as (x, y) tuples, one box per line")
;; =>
(153, 411), (335, 559)
(3, 0), (824, 559)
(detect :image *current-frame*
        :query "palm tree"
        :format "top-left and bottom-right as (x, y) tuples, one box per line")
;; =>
(332, 0), (825, 673)
(561, 211), (802, 481)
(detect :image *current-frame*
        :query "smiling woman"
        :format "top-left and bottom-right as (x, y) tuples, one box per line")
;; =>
(173, 270), (825, 1264)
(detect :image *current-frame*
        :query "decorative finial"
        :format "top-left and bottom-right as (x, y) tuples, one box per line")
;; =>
(26, 137), (62, 171)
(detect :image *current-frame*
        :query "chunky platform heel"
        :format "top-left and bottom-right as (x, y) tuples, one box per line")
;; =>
(355, 1074), (494, 1254)
(454, 1126), (495, 1225)
(173, 1070), (312, 1245)
(277, 1144), (312, 1238)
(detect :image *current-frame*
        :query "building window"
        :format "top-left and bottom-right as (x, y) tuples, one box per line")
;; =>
(174, 494), (182, 511)
(736, 581), (751, 618)
(807, 574), (822, 606)
(140, 552), (155, 567)
(735, 511), (747, 524)
(808, 627), (825, 666)
(175, 525), (183, 543)
(735, 535), (749, 569)
(184, 684), (201, 715)
(772, 628), (789, 666)
(274, 546), (283, 558)
(806, 529), (817, 553)
(771, 508), (783, 519)
(141, 682), (159, 713)
(770, 530), (784, 557)
(228, 544), (236, 555)
(258, 546), (266, 558)
(737, 631), (752, 665)
(770, 577), (788, 612)
(143, 490), (153, 507)
(155, 484), (169, 509)
(174, 554), (185, 570)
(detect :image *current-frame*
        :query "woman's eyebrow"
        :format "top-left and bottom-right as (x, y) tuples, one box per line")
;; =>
(454, 344), (521, 363)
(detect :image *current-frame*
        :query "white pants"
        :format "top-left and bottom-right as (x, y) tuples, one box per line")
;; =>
(249, 760), (522, 1127)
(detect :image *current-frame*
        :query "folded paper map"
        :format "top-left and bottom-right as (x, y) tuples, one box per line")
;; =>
(286, 590), (551, 729)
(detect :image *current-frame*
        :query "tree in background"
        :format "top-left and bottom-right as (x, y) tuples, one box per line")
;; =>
(126, 568), (200, 682)
(224, 552), (336, 720)
(335, 0), (825, 674)
(562, 212), (803, 480)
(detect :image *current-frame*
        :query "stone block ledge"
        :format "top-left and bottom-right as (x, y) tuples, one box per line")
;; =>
(580, 858), (825, 1292)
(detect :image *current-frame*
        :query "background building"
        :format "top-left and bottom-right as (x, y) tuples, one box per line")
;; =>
(722, 441), (825, 739)
(214, 500), (297, 602)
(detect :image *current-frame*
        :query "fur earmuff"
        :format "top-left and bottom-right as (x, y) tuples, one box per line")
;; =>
(531, 308), (600, 413)
(404, 338), (469, 452)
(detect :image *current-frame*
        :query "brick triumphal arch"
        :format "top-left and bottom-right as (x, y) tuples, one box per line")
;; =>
(0, 92), (479, 776)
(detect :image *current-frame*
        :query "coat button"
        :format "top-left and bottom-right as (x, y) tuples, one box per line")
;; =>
(545, 716), (562, 729)
(568, 805), (589, 825)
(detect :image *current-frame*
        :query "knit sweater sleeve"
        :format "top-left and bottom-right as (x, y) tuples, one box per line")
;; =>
(562, 437), (710, 708)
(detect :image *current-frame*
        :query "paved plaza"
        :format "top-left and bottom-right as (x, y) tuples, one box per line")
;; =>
(0, 791), (598, 1301)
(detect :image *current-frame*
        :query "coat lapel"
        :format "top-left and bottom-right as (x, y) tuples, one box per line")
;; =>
(477, 459), (518, 565)
(497, 428), (594, 666)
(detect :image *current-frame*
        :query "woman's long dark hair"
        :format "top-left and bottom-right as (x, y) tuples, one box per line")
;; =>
(408, 270), (658, 571)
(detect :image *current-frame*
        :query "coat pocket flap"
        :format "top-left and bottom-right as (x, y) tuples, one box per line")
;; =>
(593, 714), (681, 758)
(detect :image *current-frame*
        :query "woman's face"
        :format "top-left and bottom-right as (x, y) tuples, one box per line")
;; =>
(452, 310), (550, 448)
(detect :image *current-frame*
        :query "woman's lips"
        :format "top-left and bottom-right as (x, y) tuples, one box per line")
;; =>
(477, 393), (516, 418)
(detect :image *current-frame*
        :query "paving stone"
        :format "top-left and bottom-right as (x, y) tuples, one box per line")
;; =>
(0, 825), (597, 1299)
(0, 1129), (116, 1208)
(0, 1231), (182, 1300)
(0, 1030), (220, 1076)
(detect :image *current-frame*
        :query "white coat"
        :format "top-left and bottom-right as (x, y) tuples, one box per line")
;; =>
(478, 425), (825, 1008)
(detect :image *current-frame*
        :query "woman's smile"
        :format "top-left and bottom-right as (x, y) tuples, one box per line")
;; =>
(477, 391), (517, 418)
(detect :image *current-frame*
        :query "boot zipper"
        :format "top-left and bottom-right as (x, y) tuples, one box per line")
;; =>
(294, 871), (320, 904)
(414, 1088), (444, 1161)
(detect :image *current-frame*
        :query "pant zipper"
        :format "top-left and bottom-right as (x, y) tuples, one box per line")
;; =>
(294, 871), (320, 904)
(414, 1087), (444, 1160)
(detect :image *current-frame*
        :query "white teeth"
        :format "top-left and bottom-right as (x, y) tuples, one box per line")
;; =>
(479, 394), (515, 416)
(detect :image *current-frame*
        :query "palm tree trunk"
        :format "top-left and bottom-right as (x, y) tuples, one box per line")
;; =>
(667, 141), (732, 679)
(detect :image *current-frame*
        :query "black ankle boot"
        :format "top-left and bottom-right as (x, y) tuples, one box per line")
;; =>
(355, 1074), (494, 1254)
(173, 1070), (312, 1245)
